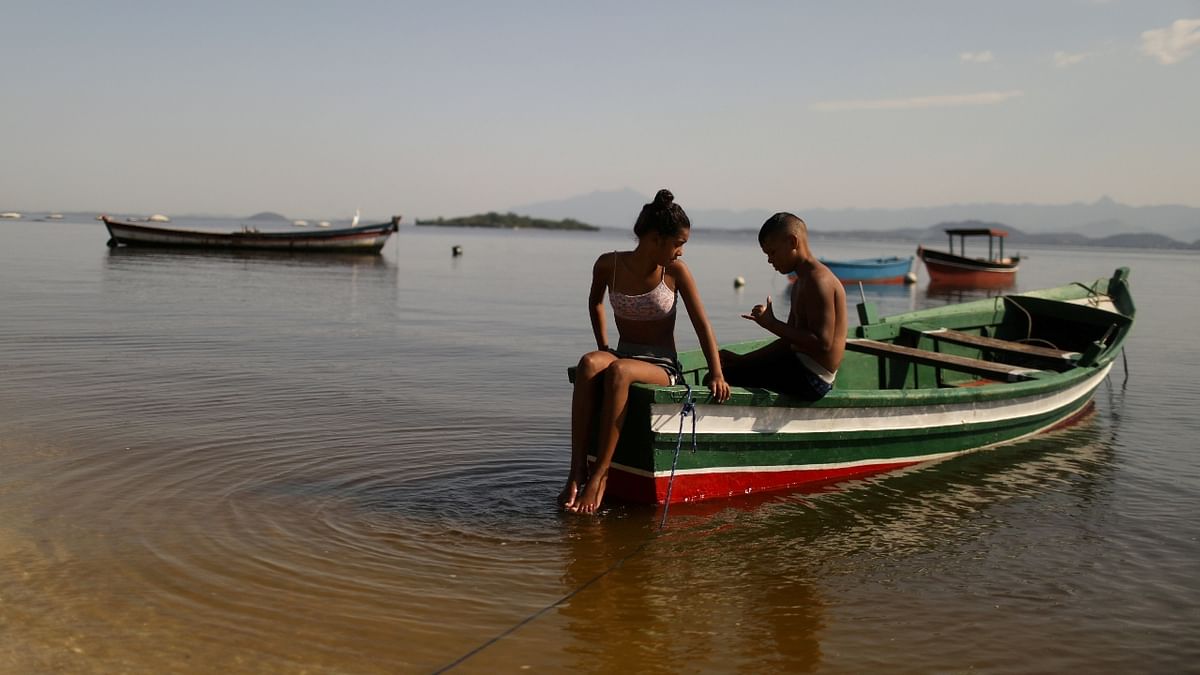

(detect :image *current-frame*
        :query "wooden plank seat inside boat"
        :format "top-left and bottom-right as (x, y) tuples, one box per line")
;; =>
(845, 338), (1044, 383)
(903, 326), (1081, 369)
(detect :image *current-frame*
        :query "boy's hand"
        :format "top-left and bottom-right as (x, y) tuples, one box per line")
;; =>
(741, 296), (777, 328)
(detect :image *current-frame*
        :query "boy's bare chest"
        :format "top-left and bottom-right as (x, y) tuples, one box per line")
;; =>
(788, 282), (808, 326)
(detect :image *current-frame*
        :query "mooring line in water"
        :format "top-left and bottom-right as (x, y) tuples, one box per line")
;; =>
(429, 536), (656, 674)
(430, 389), (699, 674)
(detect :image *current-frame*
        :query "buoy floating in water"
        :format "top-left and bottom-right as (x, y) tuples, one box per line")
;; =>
(452, 245), (463, 257)
(733, 276), (746, 288)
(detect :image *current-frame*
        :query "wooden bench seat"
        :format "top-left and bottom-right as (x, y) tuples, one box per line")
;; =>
(846, 338), (1044, 382)
(909, 327), (1080, 366)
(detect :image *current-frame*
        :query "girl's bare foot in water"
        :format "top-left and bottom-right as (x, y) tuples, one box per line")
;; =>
(558, 472), (587, 510)
(570, 473), (607, 515)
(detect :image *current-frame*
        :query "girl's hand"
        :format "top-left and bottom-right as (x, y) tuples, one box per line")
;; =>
(707, 374), (731, 403)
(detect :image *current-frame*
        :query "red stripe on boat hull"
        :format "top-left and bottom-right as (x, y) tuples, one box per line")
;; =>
(602, 460), (924, 505)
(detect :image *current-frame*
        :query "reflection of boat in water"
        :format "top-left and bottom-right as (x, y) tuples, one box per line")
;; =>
(104, 243), (392, 268)
(102, 215), (401, 254)
(821, 255), (916, 285)
(557, 511), (825, 672)
(570, 268), (1135, 505)
(924, 283), (1011, 303)
(918, 228), (1018, 287)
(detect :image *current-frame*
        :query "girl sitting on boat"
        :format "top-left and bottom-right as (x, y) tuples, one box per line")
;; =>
(561, 189), (730, 514)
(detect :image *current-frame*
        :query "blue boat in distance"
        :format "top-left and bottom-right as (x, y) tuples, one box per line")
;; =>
(820, 255), (916, 285)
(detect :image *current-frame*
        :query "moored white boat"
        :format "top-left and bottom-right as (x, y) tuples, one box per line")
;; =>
(102, 215), (402, 254)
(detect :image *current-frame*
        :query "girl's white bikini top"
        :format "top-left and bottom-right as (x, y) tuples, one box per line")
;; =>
(608, 252), (677, 321)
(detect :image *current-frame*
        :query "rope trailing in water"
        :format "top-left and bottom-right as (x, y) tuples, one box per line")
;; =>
(659, 382), (696, 530)
(1122, 346), (1130, 386)
(429, 539), (654, 674)
(430, 386), (700, 674)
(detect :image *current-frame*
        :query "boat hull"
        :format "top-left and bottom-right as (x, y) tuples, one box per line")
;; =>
(578, 268), (1134, 505)
(102, 218), (399, 254)
(598, 365), (1105, 504)
(821, 256), (914, 284)
(918, 246), (1018, 287)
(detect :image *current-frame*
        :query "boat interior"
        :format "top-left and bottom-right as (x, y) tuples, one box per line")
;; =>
(669, 292), (1132, 395)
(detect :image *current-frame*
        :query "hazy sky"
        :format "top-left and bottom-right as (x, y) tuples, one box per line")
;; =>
(3, 1), (1198, 219)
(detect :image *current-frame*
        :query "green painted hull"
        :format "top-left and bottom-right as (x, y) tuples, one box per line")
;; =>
(584, 268), (1136, 504)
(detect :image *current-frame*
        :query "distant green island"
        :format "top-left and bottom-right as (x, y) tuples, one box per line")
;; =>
(415, 212), (599, 231)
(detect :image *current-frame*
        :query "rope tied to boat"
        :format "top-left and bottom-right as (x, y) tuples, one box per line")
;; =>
(659, 382), (697, 530)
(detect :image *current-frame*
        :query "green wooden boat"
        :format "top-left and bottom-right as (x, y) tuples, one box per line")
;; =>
(572, 268), (1135, 504)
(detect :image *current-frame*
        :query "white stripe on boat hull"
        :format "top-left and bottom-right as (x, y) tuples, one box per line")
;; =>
(649, 364), (1111, 435)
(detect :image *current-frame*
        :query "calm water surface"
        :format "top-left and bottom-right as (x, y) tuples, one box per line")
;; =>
(1, 218), (1198, 673)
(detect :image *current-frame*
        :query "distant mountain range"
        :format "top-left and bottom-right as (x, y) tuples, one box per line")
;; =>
(510, 189), (1200, 249)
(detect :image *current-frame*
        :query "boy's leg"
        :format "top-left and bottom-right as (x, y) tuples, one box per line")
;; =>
(721, 340), (791, 389)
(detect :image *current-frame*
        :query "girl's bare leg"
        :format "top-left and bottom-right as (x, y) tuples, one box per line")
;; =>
(561, 351), (617, 509)
(572, 359), (670, 514)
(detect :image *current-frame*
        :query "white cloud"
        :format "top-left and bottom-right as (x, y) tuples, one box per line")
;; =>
(1141, 18), (1200, 65)
(1054, 51), (1091, 68)
(810, 90), (1024, 112)
(960, 50), (995, 63)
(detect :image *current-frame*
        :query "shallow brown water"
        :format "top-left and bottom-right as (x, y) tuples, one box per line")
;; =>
(1, 219), (1197, 673)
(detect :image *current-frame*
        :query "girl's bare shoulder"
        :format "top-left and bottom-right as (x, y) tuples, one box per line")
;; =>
(593, 250), (618, 271)
(666, 258), (697, 288)
(666, 258), (692, 275)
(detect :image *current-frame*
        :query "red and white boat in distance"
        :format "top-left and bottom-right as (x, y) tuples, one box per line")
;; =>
(918, 227), (1019, 288)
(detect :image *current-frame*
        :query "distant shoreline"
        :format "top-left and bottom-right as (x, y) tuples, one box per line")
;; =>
(415, 212), (598, 231)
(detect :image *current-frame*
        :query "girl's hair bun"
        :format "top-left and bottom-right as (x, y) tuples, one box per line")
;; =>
(633, 188), (689, 238)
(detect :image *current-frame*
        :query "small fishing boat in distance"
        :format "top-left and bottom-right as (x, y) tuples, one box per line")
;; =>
(918, 227), (1019, 287)
(569, 267), (1134, 505)
(821, 255), (916, 285)
(102, 215), (402, 254)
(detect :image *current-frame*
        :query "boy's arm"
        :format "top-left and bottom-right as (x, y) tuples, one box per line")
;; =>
(743, 277), (839, 357)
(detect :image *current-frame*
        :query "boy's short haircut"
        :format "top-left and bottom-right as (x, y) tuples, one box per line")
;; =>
(758, 212), (807, 245)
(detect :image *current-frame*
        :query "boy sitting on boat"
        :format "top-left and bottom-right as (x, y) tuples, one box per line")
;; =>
(720, 212), (847, 400)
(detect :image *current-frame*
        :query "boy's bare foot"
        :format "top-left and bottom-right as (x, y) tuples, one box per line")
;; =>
(570, 473), (607, 515)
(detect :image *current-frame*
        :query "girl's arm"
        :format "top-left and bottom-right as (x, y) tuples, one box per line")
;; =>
(672, 260), (731, 402)
(588, 254), (612, 350)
